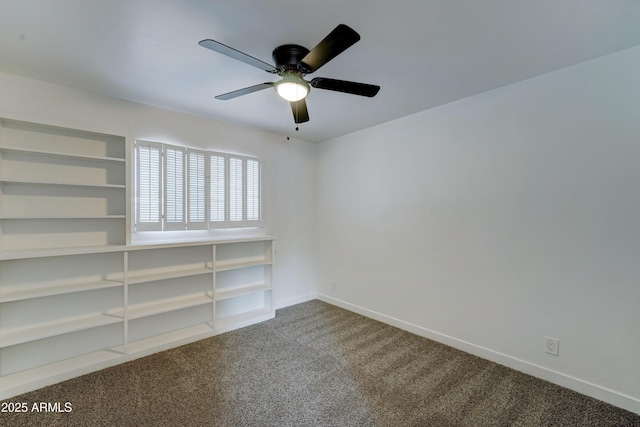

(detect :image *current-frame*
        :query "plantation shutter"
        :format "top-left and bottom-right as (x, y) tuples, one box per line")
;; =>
(187, 149), (206, 229)
(135, 142), (261, 232)
(164, 145), (186, 230)
(229, 156), (244, 223)
(209, 153), (226, 227)
(136, 141), (162, 231)
(246, 158), (261, 224)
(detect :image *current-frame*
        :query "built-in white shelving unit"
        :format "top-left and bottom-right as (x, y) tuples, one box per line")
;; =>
(0, 118), (127, 251)
(213, 240), (274, 332)
(0, 117), (275, 399)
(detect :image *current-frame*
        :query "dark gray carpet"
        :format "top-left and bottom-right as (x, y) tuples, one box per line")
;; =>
(1, 300), (639, 426)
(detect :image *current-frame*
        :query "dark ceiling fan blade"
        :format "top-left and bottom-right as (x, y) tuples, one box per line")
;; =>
(298, 24), (360, 73)
(215, 83), (274, 100)
(291, 99), (309, 123)
(310, 77), (380, 97)
(199, 39), (278, 73)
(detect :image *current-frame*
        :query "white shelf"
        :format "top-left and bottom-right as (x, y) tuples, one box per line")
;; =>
(126, 267), (213, 285)
(112, 293), (213, 320)
(0, 280), (123, 303)
(215, 308), (274, 332)
(0, 313), (123, 348)
(123, 323), (215, 355)
(0, 145), (125, 163)
(0, 349), (123, 399)
(0, 236), (275, 260)
(0, 178), (125, 189)
(0, 215), (126, 220)
(129, 235), (273, 248)
(0, 245), (128, 260)
(215, 259), (272, 272)
(214, 283), (271, 301)
(0, 117), (126, 252)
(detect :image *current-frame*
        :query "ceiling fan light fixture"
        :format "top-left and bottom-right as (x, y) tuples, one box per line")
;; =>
(200, 24), (379, 124)
(275, 74), (309, 102)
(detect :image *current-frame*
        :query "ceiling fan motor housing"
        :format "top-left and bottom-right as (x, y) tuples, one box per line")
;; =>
(272, 44), (310, 71)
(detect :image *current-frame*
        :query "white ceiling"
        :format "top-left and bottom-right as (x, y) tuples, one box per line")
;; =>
(1, 0), (639, 142)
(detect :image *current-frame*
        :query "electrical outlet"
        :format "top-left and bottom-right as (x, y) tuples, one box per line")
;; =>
(545, 337), (559, 356)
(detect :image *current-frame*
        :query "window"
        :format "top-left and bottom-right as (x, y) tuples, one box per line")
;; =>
(136, 141), (162, 231)
(188, 149), (206, 230)
(246, 158), (261, 223)
(164, 145), (185, 230)
(227, 155), (261, 227)
(229, 157), (244, 223)
(209, 153), (226, 227)
(135, 140), (261, 231)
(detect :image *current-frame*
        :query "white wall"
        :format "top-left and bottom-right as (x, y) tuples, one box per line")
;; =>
(315, 45), (640, 413)
(0, 71), (317, 307)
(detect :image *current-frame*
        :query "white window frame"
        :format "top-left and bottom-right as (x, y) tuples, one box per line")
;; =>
(134, 141), (262, 232)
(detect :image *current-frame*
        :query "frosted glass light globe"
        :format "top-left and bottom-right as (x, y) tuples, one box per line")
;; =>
(276, 81), (309, 102)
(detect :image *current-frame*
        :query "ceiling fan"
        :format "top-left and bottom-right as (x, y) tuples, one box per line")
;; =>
(198, 24), (380, 124)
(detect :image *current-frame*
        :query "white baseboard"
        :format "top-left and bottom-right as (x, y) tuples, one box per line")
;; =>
(316, 293), (640, 415)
